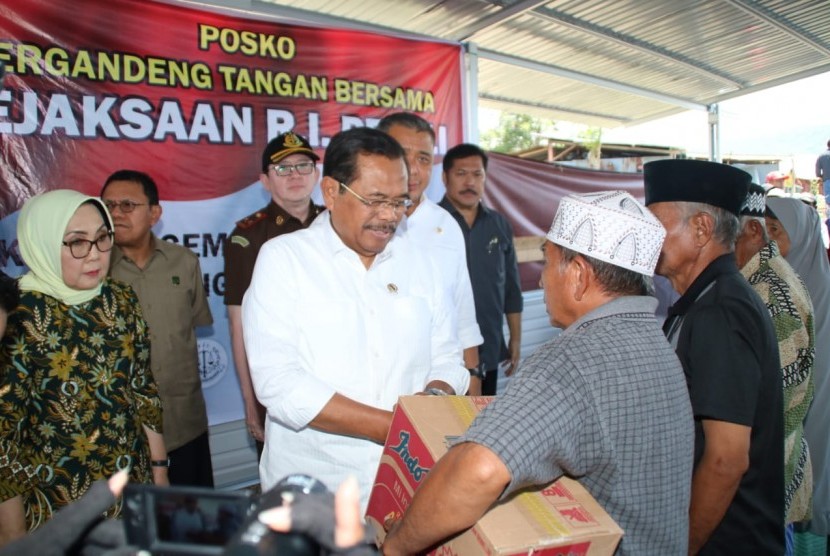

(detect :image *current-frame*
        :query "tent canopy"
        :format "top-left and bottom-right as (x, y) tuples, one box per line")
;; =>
(188, 0), (830, 128)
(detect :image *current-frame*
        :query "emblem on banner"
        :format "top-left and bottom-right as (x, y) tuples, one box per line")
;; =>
(197, 338), (229, 387)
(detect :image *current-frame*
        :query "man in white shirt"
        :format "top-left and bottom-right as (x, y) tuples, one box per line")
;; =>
(242, 127), (469, 509)
(377, 113), (484, 394)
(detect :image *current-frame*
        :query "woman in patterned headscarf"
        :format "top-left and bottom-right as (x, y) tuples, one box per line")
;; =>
(0, 190), (166, 544)
(767, 195), (830, 555)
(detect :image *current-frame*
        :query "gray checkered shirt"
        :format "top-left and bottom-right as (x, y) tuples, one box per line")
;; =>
(460, 296), (694, 555)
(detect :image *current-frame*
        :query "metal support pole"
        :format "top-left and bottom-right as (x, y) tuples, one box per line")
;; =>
(707, 104), (721, 162)
(462, 42), (479, 144)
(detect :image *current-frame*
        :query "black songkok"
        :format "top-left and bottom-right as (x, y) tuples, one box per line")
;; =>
(740, 183), (767, 218)
(643, 159), (751, 216)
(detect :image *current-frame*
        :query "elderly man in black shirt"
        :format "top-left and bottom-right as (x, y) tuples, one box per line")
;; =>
(645, 159), (784, 555)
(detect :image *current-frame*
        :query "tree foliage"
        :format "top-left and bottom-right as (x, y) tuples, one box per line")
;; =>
(578, 127), (603, 169)
(480, 112), (554, 153)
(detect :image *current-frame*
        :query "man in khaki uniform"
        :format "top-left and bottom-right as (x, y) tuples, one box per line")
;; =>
(102, 170), (214, 487)
(223, 132), (323, 450)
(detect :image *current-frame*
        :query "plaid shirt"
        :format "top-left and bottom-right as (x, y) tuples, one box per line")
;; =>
(461, 296), (694, 555)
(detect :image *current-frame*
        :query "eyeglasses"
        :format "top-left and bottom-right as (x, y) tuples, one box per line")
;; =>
(62, 231), (114, 259)
(103, 200), (147, 213)
(339, 182), (413, 214)
(271, 162), (316, 176)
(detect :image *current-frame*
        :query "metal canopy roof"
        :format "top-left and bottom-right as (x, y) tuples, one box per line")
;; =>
(193, 0), (830, 128)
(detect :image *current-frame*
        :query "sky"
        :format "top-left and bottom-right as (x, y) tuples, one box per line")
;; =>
(480, 70), (830, 178)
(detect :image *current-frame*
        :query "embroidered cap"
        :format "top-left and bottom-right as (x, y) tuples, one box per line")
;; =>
(546, 191), (666, 276)
(261, 131), (318, 172)
(740, 183), (767, 218)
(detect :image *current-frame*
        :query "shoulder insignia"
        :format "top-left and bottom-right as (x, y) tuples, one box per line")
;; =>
(236, 211), (267, 230)
(231, 235), (250, 248)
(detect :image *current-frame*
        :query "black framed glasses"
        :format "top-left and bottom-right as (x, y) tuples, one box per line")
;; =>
(62, 231), (114, 259)
(103, 200), (147, 213)
(339, 182), (413, 214)
(271, 162), (316, 176)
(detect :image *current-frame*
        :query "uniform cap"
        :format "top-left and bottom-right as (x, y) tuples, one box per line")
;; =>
(262, 131), (318, 172)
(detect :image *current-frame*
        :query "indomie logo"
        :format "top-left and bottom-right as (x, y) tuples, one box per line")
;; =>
(390, 430), (429, 482)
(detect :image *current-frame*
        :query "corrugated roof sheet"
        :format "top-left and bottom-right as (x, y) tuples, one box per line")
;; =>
(231, 0), (830, 127)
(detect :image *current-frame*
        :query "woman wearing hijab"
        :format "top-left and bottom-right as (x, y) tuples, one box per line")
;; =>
(0, 190), (166, 544)
(767, 195), (830, 554)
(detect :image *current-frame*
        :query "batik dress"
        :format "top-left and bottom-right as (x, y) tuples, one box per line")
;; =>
(0, 278), (163, 530)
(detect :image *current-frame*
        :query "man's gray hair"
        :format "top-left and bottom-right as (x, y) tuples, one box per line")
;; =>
(558, 245), (655, 297)
(739, 215), (769, 244)
(677, 202), (740, 250)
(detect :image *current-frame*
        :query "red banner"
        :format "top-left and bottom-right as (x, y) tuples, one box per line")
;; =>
(0, 0), (464, 426)
(0, 0), (464, 211)
(485, 153), (645, 290)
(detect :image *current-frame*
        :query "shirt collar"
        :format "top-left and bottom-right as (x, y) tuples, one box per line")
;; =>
(111, 234), (166, 266)
(267, 200), (322, 226)
(397, 196), (435, 234)
(317, 211), (397, 267)
(438, 196), (489, 218)
(667, 253), (737, 318)
(564, 296), (659, 334)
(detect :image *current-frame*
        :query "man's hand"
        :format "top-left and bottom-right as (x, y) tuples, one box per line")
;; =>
(382, 442), (510, 555)
(504, 313), (522, 376)
(422, 380), (455, 396)
(228, 305), (265, 442)
(310, 394), (394, 445)
(688, 419), (750, 554)
(467, 376), (482, 396)
(245, 403), (265, 442)
(0, 496), (26, 547)
(152, 466), (170, 487)
(504, 337), (521, 376)
(142, 425), (169, 486)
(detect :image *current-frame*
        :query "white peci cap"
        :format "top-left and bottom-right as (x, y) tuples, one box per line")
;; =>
(546, 191), (666, 276)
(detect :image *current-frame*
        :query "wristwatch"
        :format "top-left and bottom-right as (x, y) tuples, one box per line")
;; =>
(468, 367), (486, 379)
(151, 458), (171, 468)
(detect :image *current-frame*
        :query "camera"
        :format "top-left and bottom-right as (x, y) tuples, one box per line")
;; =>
(123, 474), (328, 555)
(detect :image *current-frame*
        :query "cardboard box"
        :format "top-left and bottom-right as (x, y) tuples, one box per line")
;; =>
(366, 396), (623, 556)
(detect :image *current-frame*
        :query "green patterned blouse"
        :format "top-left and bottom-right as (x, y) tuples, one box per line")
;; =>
(0, 278), (163, 530)
(741, 240), (815, 523)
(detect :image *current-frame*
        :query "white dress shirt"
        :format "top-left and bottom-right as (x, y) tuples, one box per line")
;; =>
(399, 197), (483, 350)
(242, 211), (469, 508)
